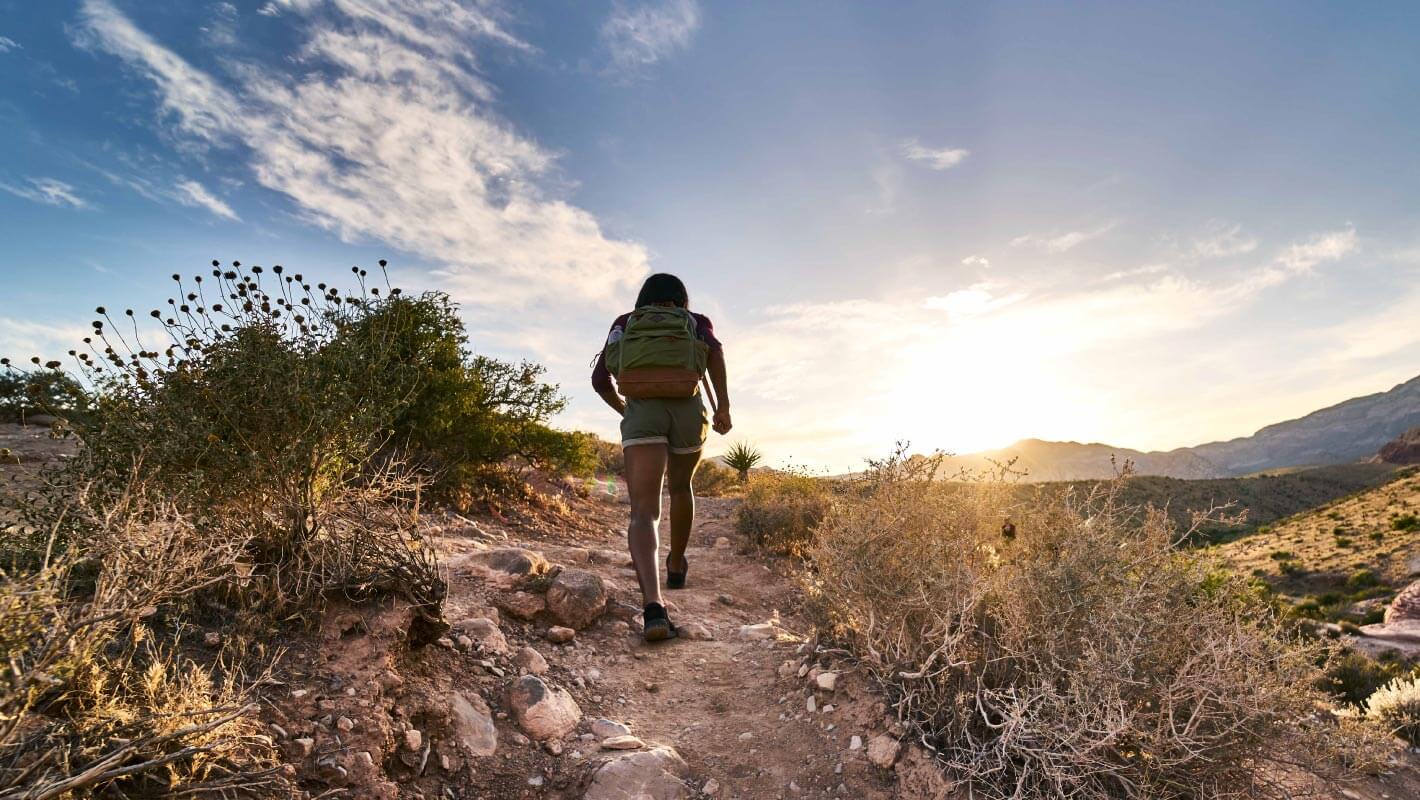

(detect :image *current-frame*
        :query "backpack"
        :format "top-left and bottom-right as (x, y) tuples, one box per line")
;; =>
(603, 306), (709, 399)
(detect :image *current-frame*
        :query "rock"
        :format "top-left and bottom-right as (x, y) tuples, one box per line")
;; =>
(465, 547), (551, 587)
(203, 631), (222, 647)
(449, 691), (498, 756)
(454, 635), (474, 651)
(547, 569), (610, 630)
(601, 735), (645, 750)
(738, 623), (778, 640)
(508, 676), (582, 741)
(1387, 579), (1420, 624)
(547, 626), (576, 643)
(1377, 426), (1420, 465)
(714, 536), (731, 548)
(583, 746), (690, 800)
(294, 737), (315, 757)
(403, 729), (422, 751)
(807, 696), (817, 713)
(592, 718), (632, 738)
(867, 734), (901, 768)
(679, 622), (714, 641)
(494, 591), (547, 620)
(335, 716), (354, 732)
(816, 672), (839, 692)
(514, 646), (550, 675)
(452, 617), (509, 655)
(849, 735), (863, 750)
(716, 593), (735, 605)
(702, 778), (721, 796)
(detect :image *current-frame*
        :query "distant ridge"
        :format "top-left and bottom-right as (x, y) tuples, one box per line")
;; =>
(943, 373), (1420, 481)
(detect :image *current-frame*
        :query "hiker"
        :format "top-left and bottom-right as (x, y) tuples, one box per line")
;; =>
(592, 273), (732, 642)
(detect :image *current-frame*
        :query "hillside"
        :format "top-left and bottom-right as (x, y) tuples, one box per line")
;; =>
(1215, 466), (1420, 617)
(1026, 463), (1400, 539)
(1376, 426), (1420, 465)
(948, 373), (1420, 481)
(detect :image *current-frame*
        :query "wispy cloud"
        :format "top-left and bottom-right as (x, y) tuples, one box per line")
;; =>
(0, 36), (20, 53)
(174, 179), (239, 221)
(1277, 224), (1357, 272)
(601, 0), (700, 71)
(961, 255), (991, 269)
(1011, 222), (1117, 253)
(1190, 221), (1258, 259)
(900, 139), (970, 171)
(0, 177), (89, 209)
(74, 0), (647, 311)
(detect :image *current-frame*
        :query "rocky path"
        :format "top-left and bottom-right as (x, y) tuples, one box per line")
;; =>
(412, 491), (932, 799)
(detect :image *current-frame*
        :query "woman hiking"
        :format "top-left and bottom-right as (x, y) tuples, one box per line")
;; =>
(592, 274), (732, 642)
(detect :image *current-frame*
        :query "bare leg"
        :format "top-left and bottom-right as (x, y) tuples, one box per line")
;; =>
(624, 443), (668, 607)
(666, 450), (701, 573)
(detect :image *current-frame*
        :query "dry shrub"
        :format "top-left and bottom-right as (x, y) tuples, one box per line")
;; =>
(736, 469), (835, 555)
(1, 494), (285, 798)
(1365, 675), (1420, 745)
(694, 459), (739, 498)
(805, 450), (1385, 799)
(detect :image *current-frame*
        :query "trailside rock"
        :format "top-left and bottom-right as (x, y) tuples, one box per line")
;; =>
(449, 691), (498, 757)
(508, 676), (582, 741)
(583, 746), (690, 800)
(815, 672), (839, 692)
(494, 591), (547, 621)
(592, 719), (631, 739)
(679, 622), (714, 641)
(867, 734), (902, 768)
(452, 617), (509, 655)
(513, 646), (549, 675)
(547, 569), (609, 630)
(738, 623), (778, 640)
(1387, 579), (1420, 624)
(547, 626), (576, 643)
(466, 547), (550, 587)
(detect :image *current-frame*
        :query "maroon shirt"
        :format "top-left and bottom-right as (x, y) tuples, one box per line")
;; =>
(591, 311), (722, 394)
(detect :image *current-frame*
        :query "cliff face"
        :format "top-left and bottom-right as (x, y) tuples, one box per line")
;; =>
(1377, 426), (1420, 466)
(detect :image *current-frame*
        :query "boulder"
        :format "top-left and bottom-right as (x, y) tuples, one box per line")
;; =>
(547, 569), (609, 630)
(466, 547), (550, 587)
(452, 617), (509, 655)
(583, 746), (689, 800)
(508, 676), (582, 741)
(513, 645), (549, 675)
(449, 692), (498, 757)
(1386, 579), (1420, 624)
(494, 591), (547, 621)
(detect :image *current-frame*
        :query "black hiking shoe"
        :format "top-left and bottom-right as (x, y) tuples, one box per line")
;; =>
(642, 602), (678, 643)
(666, 554), (688, 590)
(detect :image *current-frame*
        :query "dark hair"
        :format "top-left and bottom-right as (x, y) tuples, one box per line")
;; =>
(635, 273), (689, 309)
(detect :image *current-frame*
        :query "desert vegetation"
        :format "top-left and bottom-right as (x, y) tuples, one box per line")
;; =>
(0, 261), (592, 796)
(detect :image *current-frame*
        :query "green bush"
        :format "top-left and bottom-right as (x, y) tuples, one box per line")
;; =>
(1320, 652), (1407, 706)
(1391, 514), (1419, 533)
(736, 469), (835, 555)
(0, 369), (90, 424)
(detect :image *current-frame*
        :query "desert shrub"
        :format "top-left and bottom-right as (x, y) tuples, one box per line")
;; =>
(722, 442), (763, 482)
(1365, 675), (1420, 745)
(804, 449), (1382, 799)
(694, 459), (738, 497)
(736, 469), (835, 555)
(0, 369), (90, 424)
(1392, 513), (1419, 532)
(582, 433), (624, 476)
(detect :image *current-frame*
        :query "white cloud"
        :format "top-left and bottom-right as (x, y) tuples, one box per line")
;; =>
(201, 2), (240, 49)
(601, 0), (700, 70)
(0, 36), (20, 53)
(900, 139), (970, 171)
(74, 0), (648, 311)
(1191, 221), (1258, 259)
(962, 255), (990, 269)
(922, 283), (1024, 318)
(0, 177), (89, 209)
(1011, 222), (1117, 253)
(1277, 224), (1357, 272)
(0, 318), (92, 362)
(174, 179), (240, 220)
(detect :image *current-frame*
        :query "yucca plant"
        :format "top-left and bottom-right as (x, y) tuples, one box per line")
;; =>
(722, 442), (763, 483)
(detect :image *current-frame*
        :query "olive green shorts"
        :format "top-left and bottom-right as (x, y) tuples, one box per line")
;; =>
(621, 395), (709, 454)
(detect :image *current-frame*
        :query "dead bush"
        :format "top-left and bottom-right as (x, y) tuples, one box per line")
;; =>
(736, 469), (835, 555)
(804, 450), (1386, 799)
(694, 459), (739, 497)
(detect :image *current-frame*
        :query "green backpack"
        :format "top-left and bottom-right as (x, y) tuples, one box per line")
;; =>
(604, 306), (709, 399)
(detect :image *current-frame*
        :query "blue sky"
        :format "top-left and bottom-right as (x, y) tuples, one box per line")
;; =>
(2, 0), (1419, 471)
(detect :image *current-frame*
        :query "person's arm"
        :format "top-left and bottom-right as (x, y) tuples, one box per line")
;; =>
(708, 348), (731, 434)
(591, 335), (626, 416)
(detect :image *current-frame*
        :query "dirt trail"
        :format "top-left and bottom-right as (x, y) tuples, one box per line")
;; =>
(427, 489), (917, 799)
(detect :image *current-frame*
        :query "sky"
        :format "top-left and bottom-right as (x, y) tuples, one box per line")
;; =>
(2, 0), (1419, 473)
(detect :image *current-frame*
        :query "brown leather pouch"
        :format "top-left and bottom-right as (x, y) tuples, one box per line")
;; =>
(617, 367), (701, 399)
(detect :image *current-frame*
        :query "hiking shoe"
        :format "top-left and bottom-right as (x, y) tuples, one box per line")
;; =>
(642, 602), (678, 642)
(666, 554), (688, 590)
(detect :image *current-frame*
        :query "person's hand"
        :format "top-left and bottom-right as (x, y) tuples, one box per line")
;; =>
(712, 407), (732, 435)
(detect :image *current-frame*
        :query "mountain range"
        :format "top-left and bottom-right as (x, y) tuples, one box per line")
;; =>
(943, 373), (1420, 481)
